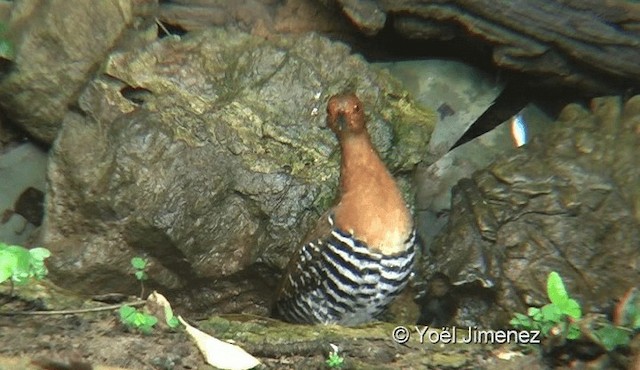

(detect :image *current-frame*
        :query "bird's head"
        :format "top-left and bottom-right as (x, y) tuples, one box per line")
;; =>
(326, 93), (367, 139)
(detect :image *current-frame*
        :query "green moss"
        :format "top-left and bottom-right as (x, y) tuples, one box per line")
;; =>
(382, 93), (436, 170)
(201, 315), (401, 345)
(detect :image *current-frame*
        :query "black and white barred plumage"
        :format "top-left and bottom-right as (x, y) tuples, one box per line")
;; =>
(275, 215), (416, 326)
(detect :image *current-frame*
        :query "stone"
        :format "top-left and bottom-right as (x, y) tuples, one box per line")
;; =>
(0, 0), (158, 144)
(43, 28), (434, 313)
(333, 0), (640, 93)
(420, 96), (640, 327)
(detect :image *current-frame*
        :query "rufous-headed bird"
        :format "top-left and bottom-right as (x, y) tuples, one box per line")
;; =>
(274, 93), (416, 325)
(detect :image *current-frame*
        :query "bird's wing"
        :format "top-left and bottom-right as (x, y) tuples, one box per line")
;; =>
(275, 210), (334, 300)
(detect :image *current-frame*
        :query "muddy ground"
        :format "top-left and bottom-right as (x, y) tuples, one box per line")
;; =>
(0, 280), (635, 370)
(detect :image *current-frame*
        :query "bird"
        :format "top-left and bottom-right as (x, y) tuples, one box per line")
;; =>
(273, 92), (416, 325)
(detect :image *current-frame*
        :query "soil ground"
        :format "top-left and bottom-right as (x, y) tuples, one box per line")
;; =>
(0, 280), (635, 370)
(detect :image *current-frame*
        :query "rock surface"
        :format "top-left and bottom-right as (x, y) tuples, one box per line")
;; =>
(159, 0), (640, 94)
(158, 0), (354, 36)
(0, 0), (157, 144)
(420, 95), (640, 327)
(43, 28), (434, 313)
(332, 0), (640, 93)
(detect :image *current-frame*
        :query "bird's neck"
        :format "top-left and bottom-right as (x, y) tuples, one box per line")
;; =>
(334, 134), (412, 254)
(338, 134), (382, 186)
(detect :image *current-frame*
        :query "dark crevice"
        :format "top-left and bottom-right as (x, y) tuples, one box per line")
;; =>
(156, 20), (188, 39)
(120, 86), (153, 105)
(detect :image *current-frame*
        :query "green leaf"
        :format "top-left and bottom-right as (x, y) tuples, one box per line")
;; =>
(6, 246), (30, 266)
(595, 325), (631, 351)
(7, 246), (33, 284)
(510, 313), (531, 329)
(541, 303), (563, 322)
(29, 247), (51, 261)
(119, 305), (137, 322)
(527, 307), (542, 321)
(144, 315), (158, 326)
(167, 315), (180, 328)
(326, 353), (344, 368)
(163, 304), (180, 328)
(547, 271), (569, 305)
(0, 249), (18, 283)
(31, 266), (48, 280)
(134, 271), (147, 281)
(560, 298), (582, 319)
(137, 312), (157, 334)
(131, 257), (147, 270)
(133, 312), (146, 326)
(566, 323), (581, 340)
(119, 305), (158, 334)
(616, 290), (640, 329)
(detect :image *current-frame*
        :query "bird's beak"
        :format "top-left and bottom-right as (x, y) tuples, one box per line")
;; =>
(336, 113), (347, 132)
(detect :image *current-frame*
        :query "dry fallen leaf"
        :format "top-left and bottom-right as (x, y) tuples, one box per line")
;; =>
(178, 316), (261, 370)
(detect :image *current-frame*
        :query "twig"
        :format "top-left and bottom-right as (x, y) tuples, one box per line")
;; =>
(155, 17), (171, 37)
(139, 280), (145, 300)
(0, 300), (146, 316)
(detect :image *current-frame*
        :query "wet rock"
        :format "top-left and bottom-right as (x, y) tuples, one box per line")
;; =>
(331, 0), (640, 94)
(421, 96), (640, 327)
(0, 0), (158, 144)
(43, 28), (434, 313)
(158, 0), (354, 37)
(335, 0), (386, 36)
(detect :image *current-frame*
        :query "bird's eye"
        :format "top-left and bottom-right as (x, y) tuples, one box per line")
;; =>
(353, 104), (360, 112)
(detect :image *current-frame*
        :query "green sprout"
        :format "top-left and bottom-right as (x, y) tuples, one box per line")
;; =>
(119, 304), (158, 334)
(0, 242), (51, 297)
(511, 271), (636, 351)
(130, 257), (148, 299)
(510, 272), (583, 340)
(163, 299), (180, 329)
(326, 344), (344, 368)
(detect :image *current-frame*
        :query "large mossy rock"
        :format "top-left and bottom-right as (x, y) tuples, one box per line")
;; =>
(43, 28), (434, 313)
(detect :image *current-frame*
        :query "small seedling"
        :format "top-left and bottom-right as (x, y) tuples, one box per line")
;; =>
(511, 271), (637, 351)
(544, 270), (582, 340)
(130, 257), (148, 298)
(0, 242), (51, 297)
(119, 304), (158, 334)
(164, 302), (180, 329)
(510, 271), (582, 339)
(326, 343), (344, 368)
